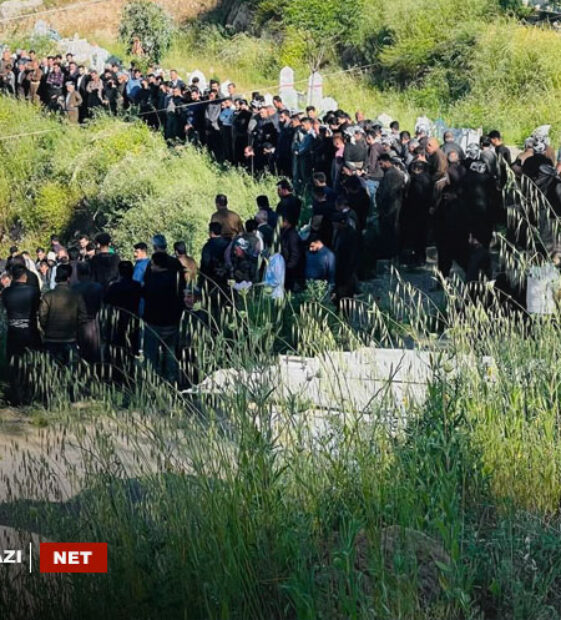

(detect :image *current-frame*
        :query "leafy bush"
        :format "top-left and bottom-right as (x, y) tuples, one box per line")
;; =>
(0, 97), (276, 258)
(119, 0), (173, 63)
(284, 0), (364, 70)
(32, 181), (76, 233)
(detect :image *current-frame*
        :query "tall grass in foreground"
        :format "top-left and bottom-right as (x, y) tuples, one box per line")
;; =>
(3, 162), (561, 619)
(2, 261), (561, 618)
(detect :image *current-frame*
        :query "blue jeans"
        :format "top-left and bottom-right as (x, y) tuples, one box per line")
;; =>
(143, 324), (179, 385)
(364, 179), (380, 211)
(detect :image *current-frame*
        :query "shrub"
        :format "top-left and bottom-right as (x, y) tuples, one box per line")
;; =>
(33, 182), (75, 233)
(119, 0), (173, 64)
(284, 0), (364, 70)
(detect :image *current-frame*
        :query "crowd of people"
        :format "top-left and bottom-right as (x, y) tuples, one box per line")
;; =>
(3, 46), (561, 398)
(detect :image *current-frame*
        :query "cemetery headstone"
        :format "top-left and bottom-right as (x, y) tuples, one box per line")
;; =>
(220, 80), (232, 98)
(188, 70), (207, 93)
(307, 71), (323, 109)
(377, 113), (393, 128)
(279, 66), (298, 111)
(321, 96), (337, 113)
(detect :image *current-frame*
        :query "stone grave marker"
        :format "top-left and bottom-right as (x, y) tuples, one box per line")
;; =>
(188, 70), (207, 93)
(307, 71), (323, 109)
(279, 66), (298, 111)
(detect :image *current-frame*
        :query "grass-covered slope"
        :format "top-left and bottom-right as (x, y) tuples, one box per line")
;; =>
(0, 97), (277, 256)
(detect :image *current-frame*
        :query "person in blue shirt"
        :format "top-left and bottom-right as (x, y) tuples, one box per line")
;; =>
(125, 68), (142, 104)
(305, 235), (336, 290)
(133, 241), (150, 317)
(219, 97), (235, 163)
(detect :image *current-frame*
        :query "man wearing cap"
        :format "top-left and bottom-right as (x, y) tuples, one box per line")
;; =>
(231, 237), (257, 284)
(59, 81), (82, 124)
(210, 194), (244, 240)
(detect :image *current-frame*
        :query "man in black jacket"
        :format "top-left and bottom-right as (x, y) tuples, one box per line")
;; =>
(104, 260), (142, 378)
(276, 179), (302, 226)
(280, 218), (305, 292)
(275, 109), (294, 177)
(143, 250), (184, 384)
(2, 263), (41, 404)
(400, 159), (432, 265)
(199, 222), (230, 296)
(2, 263), (40, 361)
(90, 232), (120, 290)
(332, 210), (360, 308)
(72, 261), (104, 364)
(377, 154), (405, 261)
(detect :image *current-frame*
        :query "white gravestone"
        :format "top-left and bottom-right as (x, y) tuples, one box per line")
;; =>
(279, 66), (298, 112)
(220, 80), (232, 98)
(263, 93), (274, 107)
(321, 96), (337, 113)
(307, 71), (323, 109)
(377, 113), (393, 128)
(188, 70), (207, 93)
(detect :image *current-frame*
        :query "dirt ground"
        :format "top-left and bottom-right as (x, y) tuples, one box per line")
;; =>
(0, 0), (218, 42)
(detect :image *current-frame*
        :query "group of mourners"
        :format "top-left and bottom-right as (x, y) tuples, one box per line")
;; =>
(3, 46), (561, 397)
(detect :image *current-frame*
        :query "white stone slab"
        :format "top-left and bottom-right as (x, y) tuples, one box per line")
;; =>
(307, 71), (323, 109)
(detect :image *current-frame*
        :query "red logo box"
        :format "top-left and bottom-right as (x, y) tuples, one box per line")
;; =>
(40, 543), (108, 573)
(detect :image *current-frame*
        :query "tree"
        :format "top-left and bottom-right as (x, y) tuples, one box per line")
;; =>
(119, 0), (173, 64)
(284, 0), (363, 71)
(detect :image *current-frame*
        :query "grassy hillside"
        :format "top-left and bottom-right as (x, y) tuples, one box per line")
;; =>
(0, 97), (277, 256)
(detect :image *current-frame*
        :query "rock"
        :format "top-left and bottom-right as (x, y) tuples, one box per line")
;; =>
(0, 0), (42, 20)
(58, 37), (110, 73)
(225, 0), (253, 32)
(380, 525), (451, 605)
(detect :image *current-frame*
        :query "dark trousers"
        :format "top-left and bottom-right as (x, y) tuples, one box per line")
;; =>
(6, 327), (39, 361)
(78, 318), (101, 364)
(6, 328), (39, 405)
(220, 126), (233, 163)
(44, 341), (78, 366)
(144, 324), (179, 385)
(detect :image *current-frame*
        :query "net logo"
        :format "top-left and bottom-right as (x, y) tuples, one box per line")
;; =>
(40, 543), (108, 573)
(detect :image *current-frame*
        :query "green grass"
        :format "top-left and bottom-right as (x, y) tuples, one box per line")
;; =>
(1, 168), (561, 617)
(0, 96), (277, 257)
(2, 271), (561, 618)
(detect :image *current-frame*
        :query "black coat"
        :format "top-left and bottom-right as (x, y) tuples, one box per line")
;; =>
(276, 195), (302, 226)
(281, 227), (305, 291)
(90, 252), (120, 290)
(199, 237), (230, 291)
(2, 282), (41, 358)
